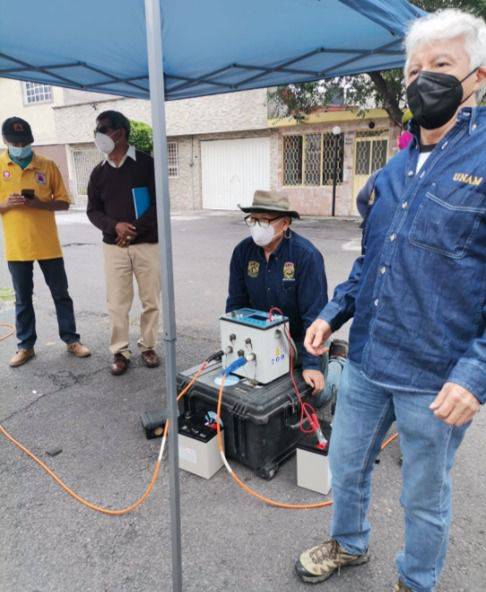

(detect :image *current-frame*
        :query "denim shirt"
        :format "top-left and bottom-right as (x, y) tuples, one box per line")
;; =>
(226, 231), (328, 370)
(319, 107), (486, 403)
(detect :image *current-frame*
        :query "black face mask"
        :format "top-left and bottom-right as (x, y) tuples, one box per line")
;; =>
(406, 69), (477, 130)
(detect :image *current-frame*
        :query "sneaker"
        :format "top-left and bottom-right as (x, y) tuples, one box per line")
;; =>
(295, 539), (369, 584)
(394, 581), (412, 592)
(67, 342), (91, 358)
(9, 349), (35, 368)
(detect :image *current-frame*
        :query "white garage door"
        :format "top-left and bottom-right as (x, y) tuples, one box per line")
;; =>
(201, 137), (270, 210)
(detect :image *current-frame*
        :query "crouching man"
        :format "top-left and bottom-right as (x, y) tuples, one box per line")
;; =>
(227, 190), (334, 403)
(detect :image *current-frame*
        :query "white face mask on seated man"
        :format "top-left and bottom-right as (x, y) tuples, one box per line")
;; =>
(245, 214), (290, 248)
(249, 222), (279, 247)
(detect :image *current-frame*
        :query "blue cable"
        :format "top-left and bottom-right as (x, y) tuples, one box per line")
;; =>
(223, 356), (248, 376)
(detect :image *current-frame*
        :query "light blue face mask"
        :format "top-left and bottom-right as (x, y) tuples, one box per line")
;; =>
(8, 144), (33, 160)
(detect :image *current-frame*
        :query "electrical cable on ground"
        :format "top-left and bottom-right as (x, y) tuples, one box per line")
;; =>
(0, 356), (207, 516)
(0, 322), (15, 342)
(1, 319), (399, 514)
(214, 308), (399, 509)
(216, 375), (398, 510)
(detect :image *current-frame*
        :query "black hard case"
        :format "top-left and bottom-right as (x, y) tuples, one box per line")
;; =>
(177, 361), (315, 479)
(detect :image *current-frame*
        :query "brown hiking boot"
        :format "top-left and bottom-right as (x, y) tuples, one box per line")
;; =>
(67, 342), (91, 358)
(394, 581), (412, 592)
(295, 539), (369, 584)
(9, 349), (35, 368)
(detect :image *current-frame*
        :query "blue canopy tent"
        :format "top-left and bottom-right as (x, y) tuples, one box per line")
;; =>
(0, 0), (424, 589)
(1, 0), (423, 100)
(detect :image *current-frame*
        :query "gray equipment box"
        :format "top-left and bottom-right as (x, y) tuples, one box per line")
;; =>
(220, 308), (290, 384)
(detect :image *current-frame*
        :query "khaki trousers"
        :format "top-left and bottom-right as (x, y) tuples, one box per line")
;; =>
(103, 242), (161, 358)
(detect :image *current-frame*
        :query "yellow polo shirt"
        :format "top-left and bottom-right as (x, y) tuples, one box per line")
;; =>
(0, 150), (70, 261)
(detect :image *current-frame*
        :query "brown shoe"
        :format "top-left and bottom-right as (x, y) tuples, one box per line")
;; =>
(67, 342), (91, 358)
(141, 349), (160, 368)
(394, 581), (412, 592)
(9, 348), (35, 368)
(111, 353), (130, 376)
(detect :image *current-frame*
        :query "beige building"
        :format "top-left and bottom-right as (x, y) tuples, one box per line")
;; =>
(0, 79), (400, 216)
(0, 79), (114, 195)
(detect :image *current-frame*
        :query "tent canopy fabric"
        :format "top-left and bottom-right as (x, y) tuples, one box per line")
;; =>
(0, 0), (424, 101)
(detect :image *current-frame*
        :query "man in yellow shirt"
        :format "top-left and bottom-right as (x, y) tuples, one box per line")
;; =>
(0, 117), (90, 367)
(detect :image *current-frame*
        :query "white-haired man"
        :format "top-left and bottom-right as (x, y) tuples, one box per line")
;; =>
(295, 9), (486, 592)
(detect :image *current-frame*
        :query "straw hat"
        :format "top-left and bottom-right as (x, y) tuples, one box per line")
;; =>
(238, 190), (300, 219)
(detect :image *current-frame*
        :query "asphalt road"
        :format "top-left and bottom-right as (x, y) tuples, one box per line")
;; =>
(0, 211), (484, 592)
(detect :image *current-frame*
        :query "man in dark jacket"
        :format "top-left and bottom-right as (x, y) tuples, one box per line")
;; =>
(87, 110), (160, 376)
(226, 190), (330, 398)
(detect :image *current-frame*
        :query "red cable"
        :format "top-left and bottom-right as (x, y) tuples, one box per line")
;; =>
(267, 307), (320, 437)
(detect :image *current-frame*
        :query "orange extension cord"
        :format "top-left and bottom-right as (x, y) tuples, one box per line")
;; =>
(0, 360), (207, 516)
(216, 374), (399, 510)
(0, 322), (15, 342)
(1, 323), (399, 514)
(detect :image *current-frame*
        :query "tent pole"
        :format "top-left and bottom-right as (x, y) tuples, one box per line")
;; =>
(144, 1), (183, 591)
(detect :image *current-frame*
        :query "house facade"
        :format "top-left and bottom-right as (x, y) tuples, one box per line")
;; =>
(0, 79), (400, 216)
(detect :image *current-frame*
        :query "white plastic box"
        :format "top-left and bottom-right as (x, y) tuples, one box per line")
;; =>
(296, 446), (332, 495)
(220, 308), (290, 384)
(178, 425), (224, 480)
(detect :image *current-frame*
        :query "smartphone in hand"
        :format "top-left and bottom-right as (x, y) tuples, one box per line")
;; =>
(21, 189), (35, 200)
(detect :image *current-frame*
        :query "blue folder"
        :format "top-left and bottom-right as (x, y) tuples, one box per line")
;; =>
(132, 187), (151, 219)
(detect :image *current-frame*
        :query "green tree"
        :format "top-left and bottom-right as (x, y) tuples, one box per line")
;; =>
(269, 0), (486, 126)
(129, 120), (153, 154)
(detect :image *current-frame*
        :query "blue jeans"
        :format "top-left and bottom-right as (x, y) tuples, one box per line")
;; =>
(329, 361), (469, 592)
(8, 258), (80, 350)
(313, 353), (346, 408)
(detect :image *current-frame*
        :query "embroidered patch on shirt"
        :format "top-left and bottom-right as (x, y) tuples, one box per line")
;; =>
(35, 172), (47, 185)
(3, 170), (11, 179)
(283, 261), (295, 281)
(247, 260), (260, 278)
(452, 172), (483, 187)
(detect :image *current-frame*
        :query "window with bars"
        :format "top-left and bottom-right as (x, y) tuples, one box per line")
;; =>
(283, 136), (303, 185)
(322, 133), (344, 185)
(72, 148), (103, 196)
(23, 82), (53, 104)
(355, 138), (388, 176)
(283, 133), (344, 186)
(168, 142), (179, 177)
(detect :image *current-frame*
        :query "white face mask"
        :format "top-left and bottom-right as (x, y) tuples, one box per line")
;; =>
(95, 132), (115, 155)
(250, 224), (277, 247)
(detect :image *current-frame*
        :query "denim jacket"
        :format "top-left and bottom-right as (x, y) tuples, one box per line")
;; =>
(319, 107), (486, 403)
